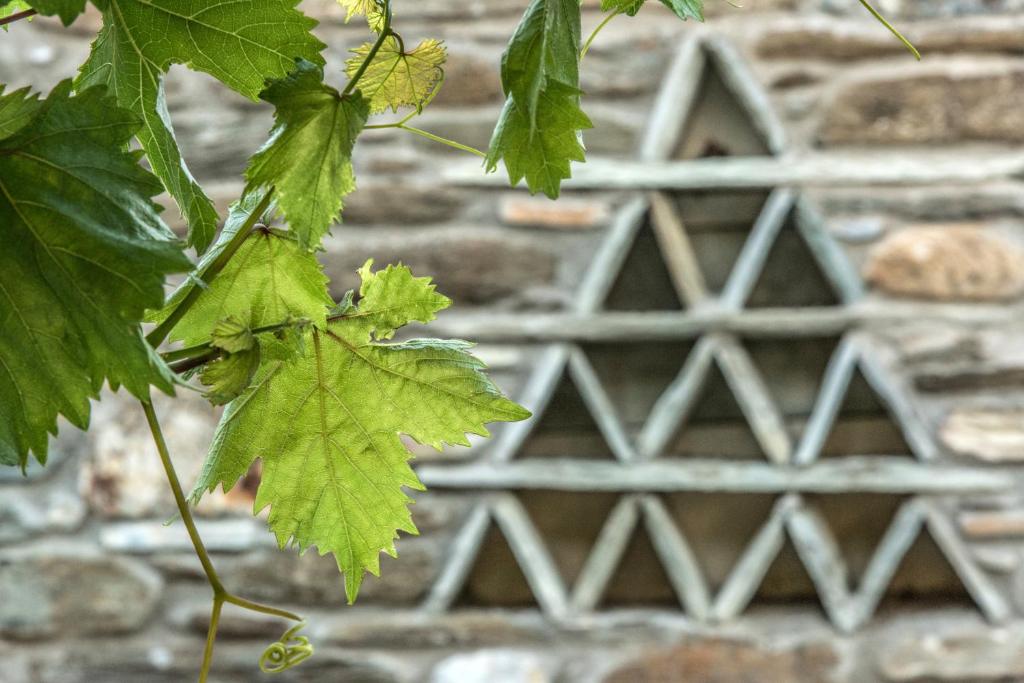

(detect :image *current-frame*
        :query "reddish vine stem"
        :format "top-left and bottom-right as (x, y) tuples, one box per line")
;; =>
(0, 8), (37, 27)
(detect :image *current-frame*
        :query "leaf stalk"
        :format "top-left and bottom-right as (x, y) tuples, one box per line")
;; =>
(141, 401), (302, 682)
(0, 8), (37, 26)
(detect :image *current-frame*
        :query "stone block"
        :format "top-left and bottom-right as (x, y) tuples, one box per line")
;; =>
(878, 629), (1024, 681)
(321, 227), (557, 306)
(821, 66), (1024, 145)
(499, 195), (610, 229)
(430, 649), (558, 683)
(942, 407), (1024, 461)
(216, 538), (439, 607)
(602, 639), (839, 683)
(863, 225), (1024, 301)
(0, 552), (162, 639)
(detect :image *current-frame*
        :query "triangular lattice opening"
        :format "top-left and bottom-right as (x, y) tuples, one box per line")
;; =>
(746, 219), (840, 309)
(584, 342), (695, 436)
(517, 370), (617, 461)
(669, 190), (771, 296)
(747, 337), (841, 442)
(663, 362), (767, 460)
(520, 491), (620, 586)
(674, 60), (773, 160)
(753, 535), (818, 605)
(804, 494), (910, 590)
(879, 528), (974, 611)
(819, 367), (914, 459)
(600, 522), (680, 608)
(455, 521), (539, 608)
(665, 493), (778, 593)
(602, 217), (686, 312)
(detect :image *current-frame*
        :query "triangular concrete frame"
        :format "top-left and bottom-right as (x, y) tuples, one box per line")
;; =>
(422, 31), (1008, 632)
(794, 333), (937, 464)
(640, 33), (788, 162)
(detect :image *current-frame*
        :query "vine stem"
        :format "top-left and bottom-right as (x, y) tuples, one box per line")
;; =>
(581, 9), (620, 61)
(146, 190), (274, 348)
(364, 121), (486, 157)
(142, 401), (302, 683)
(199, 599), (223, 683)
(0, 8), (37, 26)
(341, 1), (393, 97)
(857, 0), (921, 59)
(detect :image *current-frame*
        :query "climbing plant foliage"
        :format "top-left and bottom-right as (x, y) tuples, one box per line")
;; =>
(0, 0), (914, 679)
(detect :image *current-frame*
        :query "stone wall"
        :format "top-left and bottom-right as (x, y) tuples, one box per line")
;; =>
(6, 1), (1024, 681)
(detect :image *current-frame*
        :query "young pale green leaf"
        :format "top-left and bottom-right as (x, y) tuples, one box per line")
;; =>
(200, 346), (261, 406)
(210, 317), (256, 354)
(355, 259), (451, 340)
(485, 0), (591, 199)
(0, 82), (190, 468)
(337, 0), (385, 31)
(0, 85), (41, 139)
(245, 61), (369, 249)
(345, 36), (446, 114)
(77, 0), (326, 254)
(150, 225), (333, 348)
(190, 263), (531, 602)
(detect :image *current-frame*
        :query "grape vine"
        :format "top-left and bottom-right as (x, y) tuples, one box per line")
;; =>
(0, 0), (914, 680)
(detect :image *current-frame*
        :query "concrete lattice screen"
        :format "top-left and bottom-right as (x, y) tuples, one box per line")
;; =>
(416, 34), (1011, 633)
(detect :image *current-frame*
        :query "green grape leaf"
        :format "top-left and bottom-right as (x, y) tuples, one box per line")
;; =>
(485, 0), (591, 199)
(200, 345), (260, 406)
(0, 85), (41, 139)
(189, 263), (531, 602)
(660, 0), (704, 21)
(0, 82), (190, 468)
(244, 60), (369, 250)
(337, 0), (385, 32)
(27, 0), (86, 24)
(600, 0), (645, 15)
(600, 0), (702, 20)
(355, 259), (450, 340)
(150, 221), (333, 348)
(346, 36), (446, 114)
(77, 0), (326, 254)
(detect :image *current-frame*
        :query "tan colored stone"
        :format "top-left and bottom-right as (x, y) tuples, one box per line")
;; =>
(942, 408), (1024, 461)
(959, 510), (1024, 538)
(821, 74), (959, 144)
(863, 225), (1024, 301)
(603, 639), (838, 683)
(499, 196), (610, 229)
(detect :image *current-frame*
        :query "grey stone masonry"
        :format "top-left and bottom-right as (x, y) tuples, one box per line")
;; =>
(5, 1), (1024, 681)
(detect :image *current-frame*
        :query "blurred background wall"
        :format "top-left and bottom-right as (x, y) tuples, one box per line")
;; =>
(5, 0), (1024, 681)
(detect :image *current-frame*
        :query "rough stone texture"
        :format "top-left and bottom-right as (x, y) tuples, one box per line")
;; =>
(215, 539), (440, 607)
(820, 66), (1024, 145)
(430, 649), (558, 683)
(0, 553), (162, 639)
(602, 639), (840, 683)
(863, 225), (1024, 301)
(77, 391), (249, 519)
(878, 630), (1024, 681)
(321, 228), (558, 305)
(942, 407), (1024, 461)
